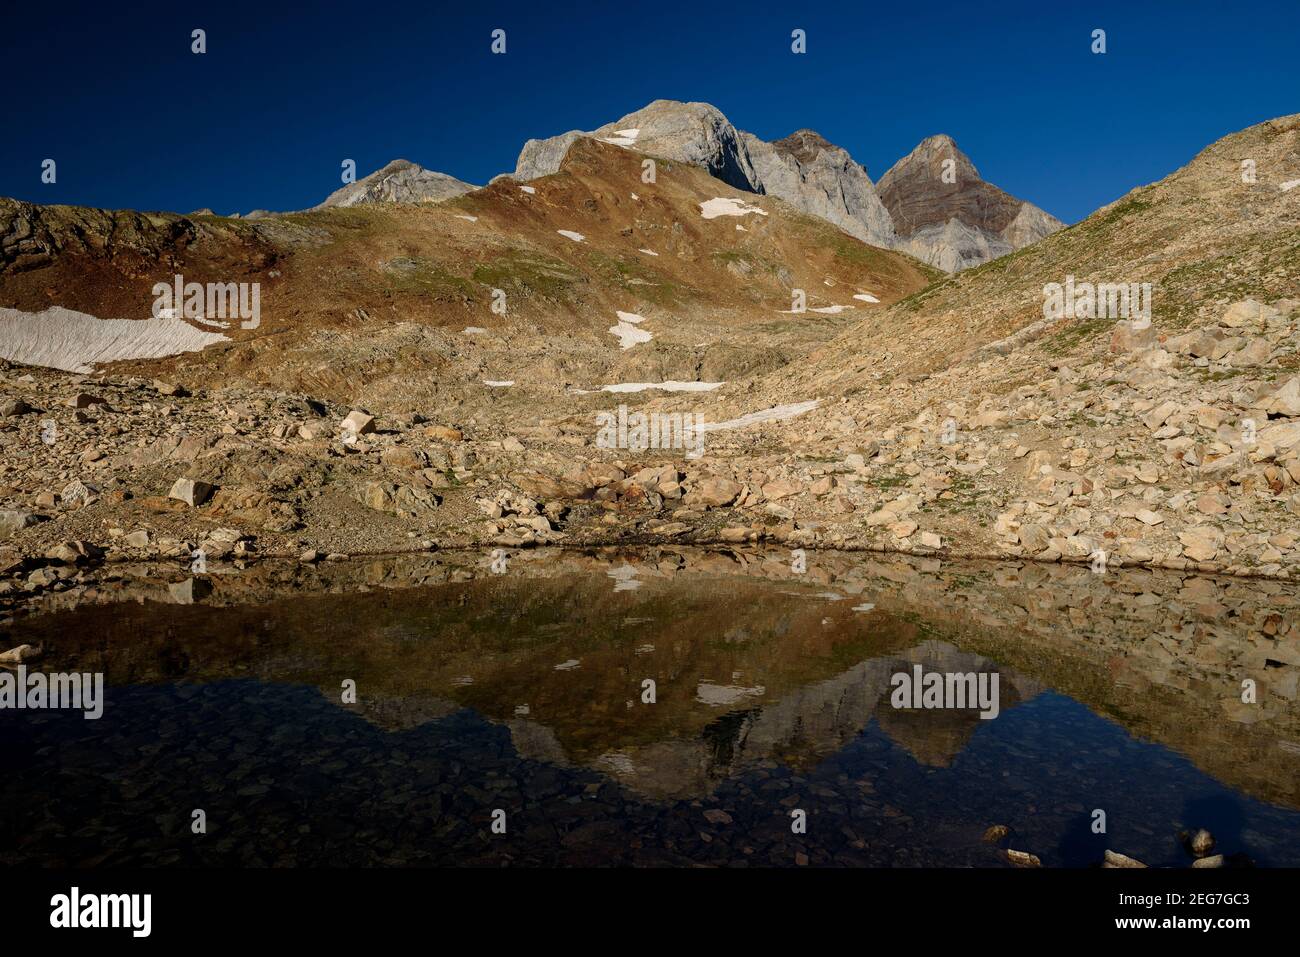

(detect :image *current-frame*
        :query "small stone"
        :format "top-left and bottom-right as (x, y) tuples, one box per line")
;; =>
(341, 410), (376, 435)
(1103, 849), (1147, 868)
(153, 380), (189, 397)
(888, 519), (919, 539)
(762, 479), (802, 501)
(1006, 849), (1041, 867)
(168, 477), (215, 507)
(0, 509), (42, 539)
(423, 425), (463, 442)
(702, 809), (733, 825)
(1189, 829), (1215, 856)
(0, 397), (32, 417)
(982, 825), (1010, 843)
(0, 644), (42, 663)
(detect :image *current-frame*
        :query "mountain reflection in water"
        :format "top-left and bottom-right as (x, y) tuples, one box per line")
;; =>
(2, 547), (1298, 867)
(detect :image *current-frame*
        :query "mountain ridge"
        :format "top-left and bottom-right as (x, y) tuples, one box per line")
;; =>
(512, 99), (1061, 270)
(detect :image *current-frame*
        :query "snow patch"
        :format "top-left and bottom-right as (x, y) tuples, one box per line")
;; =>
(853, 292), (880, 303)
(699, 197), (768, 220)
(609, 311), (652, 350)
(483, 379), (514, 387)
(638, 248), (658, 256)
(696, 681), (766, 707)
(778, 304), (854, 315)
(1282, 179), (1300, 192)
(0, 305), (229, 373)
(599, 128), (640, 147)
(698, 400), (820, 433)
(601, 381), (723, 394)
(455, 214), (478, 222)
(519, 185), (536, 194)
(557, 229), (585, 242)
(463, 326), (487, 335)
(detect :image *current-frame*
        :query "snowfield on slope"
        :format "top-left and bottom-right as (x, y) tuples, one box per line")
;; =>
(699, 197), (768, 220)
(0, 306), (229, 373)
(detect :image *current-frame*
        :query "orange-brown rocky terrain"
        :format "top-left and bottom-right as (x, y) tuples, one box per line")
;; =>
(1, 112), (1298, 609)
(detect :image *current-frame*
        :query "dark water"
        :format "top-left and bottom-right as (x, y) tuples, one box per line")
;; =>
(2, 547), (1299, 867)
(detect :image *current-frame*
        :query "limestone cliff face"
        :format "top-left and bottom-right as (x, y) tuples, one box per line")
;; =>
(515, 99), (761, 192)
(515, 102), (1060, 270)
(878, 135), (1063, 271)
(517, 102), (897, 248)
(742, 129), (897, 249)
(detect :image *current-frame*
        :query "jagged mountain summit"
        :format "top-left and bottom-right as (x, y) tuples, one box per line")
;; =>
(315, 159), (477, 209)
(741, 128), (897, 250)
(512, 99), (1059, 270)
(877, 135), (1063, 273)
(514, 100), (896, 250)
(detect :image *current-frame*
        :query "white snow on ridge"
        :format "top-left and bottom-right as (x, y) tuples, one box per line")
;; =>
(853, 292), (880, 303)
(698, 400), (820, 433)
(519, 185), (536, 194)
(557, 230), (585, 242)
(779, 304), (855, 315)
(0, 305), (228, 373)
(699, 197), (768, 220)
(599, 128), (640, 147)
(601, 381), (723, 394)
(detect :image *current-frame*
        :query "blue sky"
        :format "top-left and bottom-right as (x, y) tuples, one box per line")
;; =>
(3, 0), (1297, 223)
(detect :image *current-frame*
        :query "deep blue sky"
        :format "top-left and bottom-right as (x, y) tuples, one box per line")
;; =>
(4, 0), (1297, 224)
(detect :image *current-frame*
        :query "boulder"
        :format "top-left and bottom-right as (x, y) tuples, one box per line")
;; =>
(168, 477), (215, 507)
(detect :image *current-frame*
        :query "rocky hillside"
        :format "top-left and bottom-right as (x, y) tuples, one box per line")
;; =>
(706, 112), (1300, 574)
(3, 113), (1298, 599)
(513, 99), (1056, 269)
(1, 132), (936, 410)
(877, 135), (1063, 272)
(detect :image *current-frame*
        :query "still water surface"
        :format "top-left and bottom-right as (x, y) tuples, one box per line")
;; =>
(3, 548), (1298, 867)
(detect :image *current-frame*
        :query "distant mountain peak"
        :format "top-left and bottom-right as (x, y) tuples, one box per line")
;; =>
(511, 101), (1062, 271)
(770, 129), (841, 164)
(314, 159), (476, 210)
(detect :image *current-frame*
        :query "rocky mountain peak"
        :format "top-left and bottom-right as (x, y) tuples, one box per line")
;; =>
(878, 134), (1062, 272)
(314, 159), (476, 210)
(513, 102), (1060, 271)
(771, 129), (838, 164)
